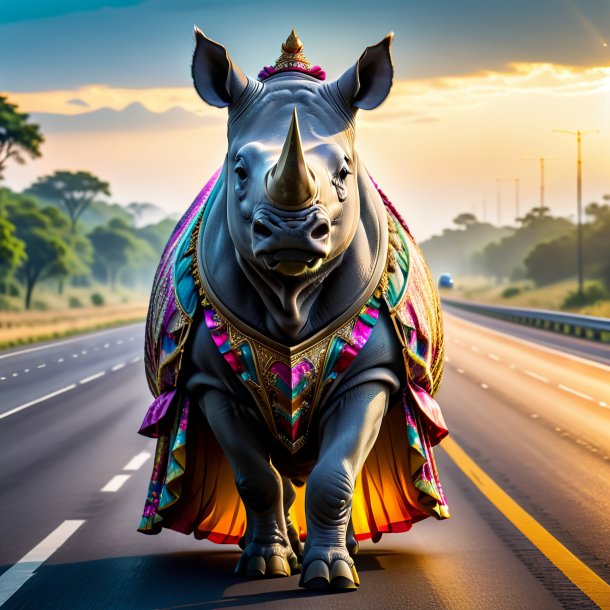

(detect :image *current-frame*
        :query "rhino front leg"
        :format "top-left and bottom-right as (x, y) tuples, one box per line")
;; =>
(199, 389), (296, 578)
(300, 381), (388, 591)
(282, 476), (304, 565)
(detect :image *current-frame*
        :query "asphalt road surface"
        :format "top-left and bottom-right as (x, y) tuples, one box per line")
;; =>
(0, 313), (608, 609)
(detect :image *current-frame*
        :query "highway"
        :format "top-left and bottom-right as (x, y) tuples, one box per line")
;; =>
(0, 311), (608, 609)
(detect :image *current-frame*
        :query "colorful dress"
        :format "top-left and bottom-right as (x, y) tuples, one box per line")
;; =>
(138, 169), (450, 544)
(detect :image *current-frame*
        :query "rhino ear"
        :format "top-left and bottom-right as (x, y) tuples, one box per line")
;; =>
(336, 33), (394, 111)
(192, 27), (249, 108)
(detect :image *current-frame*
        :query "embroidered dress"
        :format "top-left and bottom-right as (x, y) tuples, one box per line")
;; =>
(138, 169), (449, 543)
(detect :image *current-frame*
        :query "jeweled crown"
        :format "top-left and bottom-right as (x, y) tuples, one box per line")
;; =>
(258, 29), (326, 81)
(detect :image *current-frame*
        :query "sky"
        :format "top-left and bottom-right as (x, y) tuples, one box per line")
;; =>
(1, 0), (609, 240)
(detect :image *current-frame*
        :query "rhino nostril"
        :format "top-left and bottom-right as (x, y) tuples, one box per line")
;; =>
(254, 220), (273, 239)
(311, 223), (329, 240)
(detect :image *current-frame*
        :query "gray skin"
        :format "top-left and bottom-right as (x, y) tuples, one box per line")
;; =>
(186, 29), (401, 591)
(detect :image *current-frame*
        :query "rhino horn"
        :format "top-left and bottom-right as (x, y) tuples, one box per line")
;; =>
(266, 108), (317, 209)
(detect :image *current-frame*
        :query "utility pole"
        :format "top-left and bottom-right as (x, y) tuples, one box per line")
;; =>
(553, 129), (600, 300)
(522, 157), (557, 216)
(497, 178), (520, 224)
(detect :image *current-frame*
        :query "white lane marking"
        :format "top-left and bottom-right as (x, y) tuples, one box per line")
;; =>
(57, 358), (64, 363)
(457, 368), (464, 374)
(531, 413), (539, 419)
(130, 356), (140, 364)
(0, 323), (142, 361)
(11, 373), (17, 377)
(0, 520), (85, 606)
(72, 354), (78, 359)
(445, 356), (450, 363)
(509, 363), (517, 369)
(116, 340), (123, 345)
(81, 350), (87, 355)
(444, 311), (610, 373)
(79, 372), (105, 385)
(481, 383), (489, 389)
(123, 451), (151, 471)
(0, 377), (5, 380)
(600, 402), (608, 408)
(23, 369), (29, 373)
(0, 385), (77, 420)
(488, 353), (500, 361)
(112, 363), (125, 371)
(101, 474), (131, 492)
(36, 364), (46, 369)
(558, 384), (593, 402)
(525, 370), (549, 383)
(129, 337), (134, 342)
(470, 346), (480, 352)
(104, 343), (110, 349)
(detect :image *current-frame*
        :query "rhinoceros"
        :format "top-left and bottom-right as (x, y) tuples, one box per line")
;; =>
(138, 28), (449, 592)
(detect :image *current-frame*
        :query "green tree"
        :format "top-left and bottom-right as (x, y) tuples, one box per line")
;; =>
(28, 170), (111, 233)
(0, 96), (44, 180)
(0, 214), (26, 292)
(420, 216), (513, 278)
(88, 218), (154, 289)
(453, 212), (478, 228)
(6, 199), (78, 308)
(480, 209), (573, 283)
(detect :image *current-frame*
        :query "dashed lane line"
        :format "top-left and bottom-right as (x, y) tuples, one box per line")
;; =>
(525, 370), (549, 383)
(79, 372), (106, 385)
(36, 364), (46, 369)
(480, 383), (489, 389)
(445, 312), (610, 373)
(0, 385), (77, 420)
(0, 322), (142, 360)
(488, 353), (500, 361)
(442, 436), (610, 608)
(1, 358), (139, 420)
(558, 384), (594, 402)
(0, 520), (85, 607)
(101, 474), (131, 492)
(123, 451), (151, 471)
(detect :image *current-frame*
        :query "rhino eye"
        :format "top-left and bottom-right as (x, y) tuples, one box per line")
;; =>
(339, 166), (351, 181)
(235, 166), (247, 181)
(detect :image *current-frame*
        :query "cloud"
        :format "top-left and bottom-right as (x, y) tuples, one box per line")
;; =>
(10, 62), (607, 132)
(8, 84), (208, 116)
(361, 63), (610, 127)
(30, 102), (220, 133)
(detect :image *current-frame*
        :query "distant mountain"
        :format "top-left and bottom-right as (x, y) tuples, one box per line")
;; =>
(31, 102), (220, 132)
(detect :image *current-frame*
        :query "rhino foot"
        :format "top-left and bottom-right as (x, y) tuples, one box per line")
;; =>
(299, 546), (359, 592)
(235, 542), (296, 579)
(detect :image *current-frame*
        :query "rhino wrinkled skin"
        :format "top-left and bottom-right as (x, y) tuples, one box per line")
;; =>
(144, 29), (445, 592)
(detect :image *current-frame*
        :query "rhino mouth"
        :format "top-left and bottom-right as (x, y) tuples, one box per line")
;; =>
(262, 249), (322, 275)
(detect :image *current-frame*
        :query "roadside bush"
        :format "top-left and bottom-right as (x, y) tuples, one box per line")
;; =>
(69, 296), (83, 308)
(32, 300), (49, 310)
(561, 284), (607, 310)
(501, 286), (521, 298)
(91, 292), (105, 306)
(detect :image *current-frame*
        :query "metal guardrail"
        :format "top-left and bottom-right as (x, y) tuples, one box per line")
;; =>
(442, 298), (610, 344)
